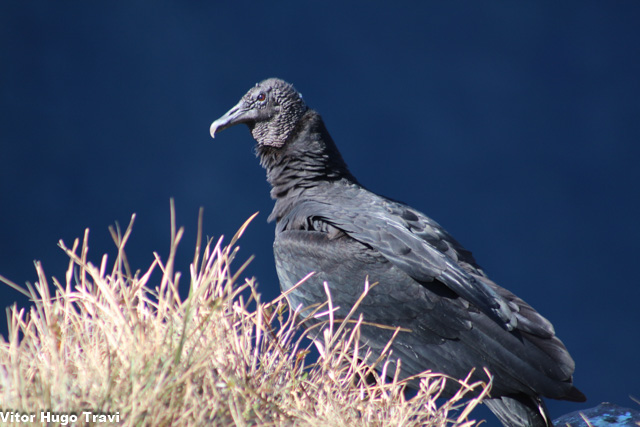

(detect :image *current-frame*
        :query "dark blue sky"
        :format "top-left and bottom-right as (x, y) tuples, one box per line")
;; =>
(2, 1), (639, 420)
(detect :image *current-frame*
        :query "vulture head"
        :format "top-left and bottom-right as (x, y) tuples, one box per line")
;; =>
(210, 78), (307, 148)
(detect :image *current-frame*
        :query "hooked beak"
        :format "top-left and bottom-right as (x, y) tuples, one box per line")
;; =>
(210, 100), (252, 139)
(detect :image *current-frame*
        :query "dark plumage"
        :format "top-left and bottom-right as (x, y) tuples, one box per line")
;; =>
(210, 78), (585, 427)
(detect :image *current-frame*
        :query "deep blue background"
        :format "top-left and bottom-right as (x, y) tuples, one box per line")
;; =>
(2, 1), (639, 421)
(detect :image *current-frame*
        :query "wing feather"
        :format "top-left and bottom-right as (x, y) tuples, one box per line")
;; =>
(279, 193), (517, 330)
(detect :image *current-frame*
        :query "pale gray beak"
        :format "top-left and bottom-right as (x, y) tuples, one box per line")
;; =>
(210, 100), (251, 139)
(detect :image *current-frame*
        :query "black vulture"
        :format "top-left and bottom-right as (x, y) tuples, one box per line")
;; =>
(209, 78), (585, 427)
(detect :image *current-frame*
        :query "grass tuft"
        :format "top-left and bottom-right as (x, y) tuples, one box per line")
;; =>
(0, 202), (491, 426)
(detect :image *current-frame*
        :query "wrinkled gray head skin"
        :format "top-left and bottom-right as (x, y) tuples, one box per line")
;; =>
(210, 78), (307, 147)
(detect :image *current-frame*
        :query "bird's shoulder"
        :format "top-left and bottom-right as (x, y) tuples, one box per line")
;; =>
(280, 183), (478, 273)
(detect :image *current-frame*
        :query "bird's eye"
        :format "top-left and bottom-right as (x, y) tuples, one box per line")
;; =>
(257, 93), (266, 102)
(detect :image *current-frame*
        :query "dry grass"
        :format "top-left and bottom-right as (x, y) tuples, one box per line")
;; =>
(0, 201), (491, 426)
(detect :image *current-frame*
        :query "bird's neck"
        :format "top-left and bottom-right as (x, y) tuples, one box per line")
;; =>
(256, 110), (357, 222)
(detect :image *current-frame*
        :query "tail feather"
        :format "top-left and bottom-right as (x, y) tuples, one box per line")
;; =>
(485, 394), (552, 427)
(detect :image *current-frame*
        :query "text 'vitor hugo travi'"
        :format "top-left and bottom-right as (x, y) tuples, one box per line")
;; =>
(0, 410), (120, 424)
